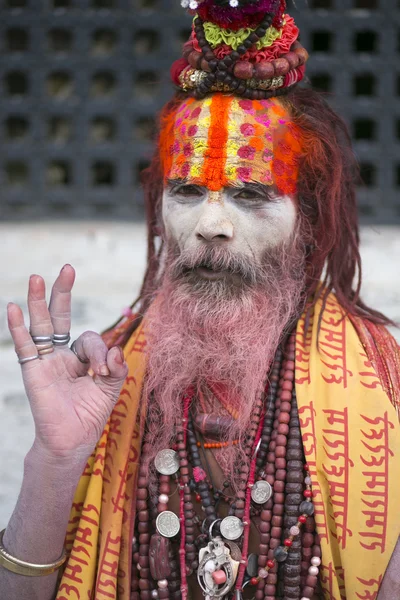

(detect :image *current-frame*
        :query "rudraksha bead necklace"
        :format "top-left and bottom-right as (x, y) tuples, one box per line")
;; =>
(132, 333), (322, 600)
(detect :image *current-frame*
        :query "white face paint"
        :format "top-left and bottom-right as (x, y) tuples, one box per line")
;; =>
(162, 181), (297, 267)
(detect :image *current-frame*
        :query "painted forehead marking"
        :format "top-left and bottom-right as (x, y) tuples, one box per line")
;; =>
(163, 94), (303, 196)
(207, 190), (224, 204)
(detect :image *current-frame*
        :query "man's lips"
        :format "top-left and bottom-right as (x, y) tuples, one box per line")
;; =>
(195, 266), (229, 280)
(194, 266), (243, 283)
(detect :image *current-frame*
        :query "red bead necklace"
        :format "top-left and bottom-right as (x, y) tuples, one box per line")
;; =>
(133, 332), (322, 600)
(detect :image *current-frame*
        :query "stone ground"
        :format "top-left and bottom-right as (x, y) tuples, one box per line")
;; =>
(0, 222), (399, 528)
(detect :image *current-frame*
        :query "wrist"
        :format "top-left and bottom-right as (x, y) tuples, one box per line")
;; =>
(28, 439), (92, 472)
(3, 441), (90, 567)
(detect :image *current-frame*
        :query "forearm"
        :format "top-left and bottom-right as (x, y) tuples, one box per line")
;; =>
(0, 442), (88, 600)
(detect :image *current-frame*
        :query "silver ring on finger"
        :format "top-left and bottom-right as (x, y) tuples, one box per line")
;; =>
(53, 333), (71, 347)
(70, 340), (89, 364)
(31, 336), (55, 356)
(18, 355), (40, 365)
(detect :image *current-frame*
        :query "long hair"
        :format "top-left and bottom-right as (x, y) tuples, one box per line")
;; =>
(111, 87), (392, 344)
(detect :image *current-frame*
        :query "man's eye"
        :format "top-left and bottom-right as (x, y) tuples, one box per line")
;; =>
(174, 185), (203, 196)
(235, 190), (264, 201)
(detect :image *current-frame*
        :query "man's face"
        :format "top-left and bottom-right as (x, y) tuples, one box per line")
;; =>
(162, 180), (297, 282)
(159, 94), (303, 283)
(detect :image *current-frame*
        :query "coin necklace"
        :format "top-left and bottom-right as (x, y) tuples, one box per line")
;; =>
(133, 333), (322, 600)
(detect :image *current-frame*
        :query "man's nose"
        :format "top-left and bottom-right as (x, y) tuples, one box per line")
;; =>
(194, 203), (234, 242)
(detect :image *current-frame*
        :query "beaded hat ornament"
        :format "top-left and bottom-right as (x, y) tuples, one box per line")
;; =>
(171, 0), (309, 99)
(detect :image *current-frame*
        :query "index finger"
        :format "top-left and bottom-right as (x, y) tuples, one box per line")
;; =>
(48, 264), (76, 335)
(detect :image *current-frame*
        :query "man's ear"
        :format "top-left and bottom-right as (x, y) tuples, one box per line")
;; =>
(153, 214), (166, 240)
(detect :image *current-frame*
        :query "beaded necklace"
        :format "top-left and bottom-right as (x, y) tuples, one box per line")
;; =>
(132, 332), (322, 600)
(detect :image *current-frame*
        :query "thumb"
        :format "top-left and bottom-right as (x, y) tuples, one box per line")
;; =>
(92, 346), (129, 402)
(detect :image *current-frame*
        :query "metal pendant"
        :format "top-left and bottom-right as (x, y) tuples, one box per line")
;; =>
(155, 511), (180, 538)
(224, 540), (242, 562)
(245, 553), (258, 578)
(197, 537), (239, 598)
(220, 516), (244, 541)
(154, 449), (180, 475)
(251, 480), (272, 504)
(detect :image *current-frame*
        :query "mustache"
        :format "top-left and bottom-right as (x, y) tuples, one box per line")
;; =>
(169, 245), (260, 286)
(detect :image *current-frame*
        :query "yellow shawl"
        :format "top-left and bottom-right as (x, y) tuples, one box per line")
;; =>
(56, 293), (400, 600)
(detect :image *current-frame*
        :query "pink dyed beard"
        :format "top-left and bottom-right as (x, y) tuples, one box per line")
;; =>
(143, 227), (306, 492)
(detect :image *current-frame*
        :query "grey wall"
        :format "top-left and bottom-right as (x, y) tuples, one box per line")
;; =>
(0, 0), (399, 222)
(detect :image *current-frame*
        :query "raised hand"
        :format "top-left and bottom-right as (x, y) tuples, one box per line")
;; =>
(7, 264), (128, 460)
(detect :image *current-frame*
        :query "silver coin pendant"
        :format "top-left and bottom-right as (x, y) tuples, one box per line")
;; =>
(251, 480), (272, 504)
(156, 511), (181, 538)
(154, 449), (180, 475)
(220, 516), (244, 541)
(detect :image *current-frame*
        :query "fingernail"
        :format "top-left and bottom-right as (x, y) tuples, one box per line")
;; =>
(100, 365), (110, 376)
(112, 345), (124, 364)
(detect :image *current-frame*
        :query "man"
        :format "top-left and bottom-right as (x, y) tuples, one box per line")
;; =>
(1, 1), (399, 599)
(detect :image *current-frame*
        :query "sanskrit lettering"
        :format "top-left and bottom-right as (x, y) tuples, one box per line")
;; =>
(95, 531), (121, 598)
(359, 413), (394, 553)
(298, 402), (328, 542)
(358, 352), (383, 391)
(320, 562), (346, 600)
(130, 327), (147, 354)
(112, 460), (130, 521)
(295, 315), (312, 385)
(356, 574), (383, 600)
(319, 300), (353, 388)
(64, 503), (100, 590)
(58, 582), (81, 599)
(322, 408), (354, 549)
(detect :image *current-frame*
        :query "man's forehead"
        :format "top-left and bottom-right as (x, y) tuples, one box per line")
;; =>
(159, 93), (303, 196)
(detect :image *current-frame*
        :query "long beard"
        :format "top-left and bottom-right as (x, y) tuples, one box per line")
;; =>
(142, 227), (306, 492)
